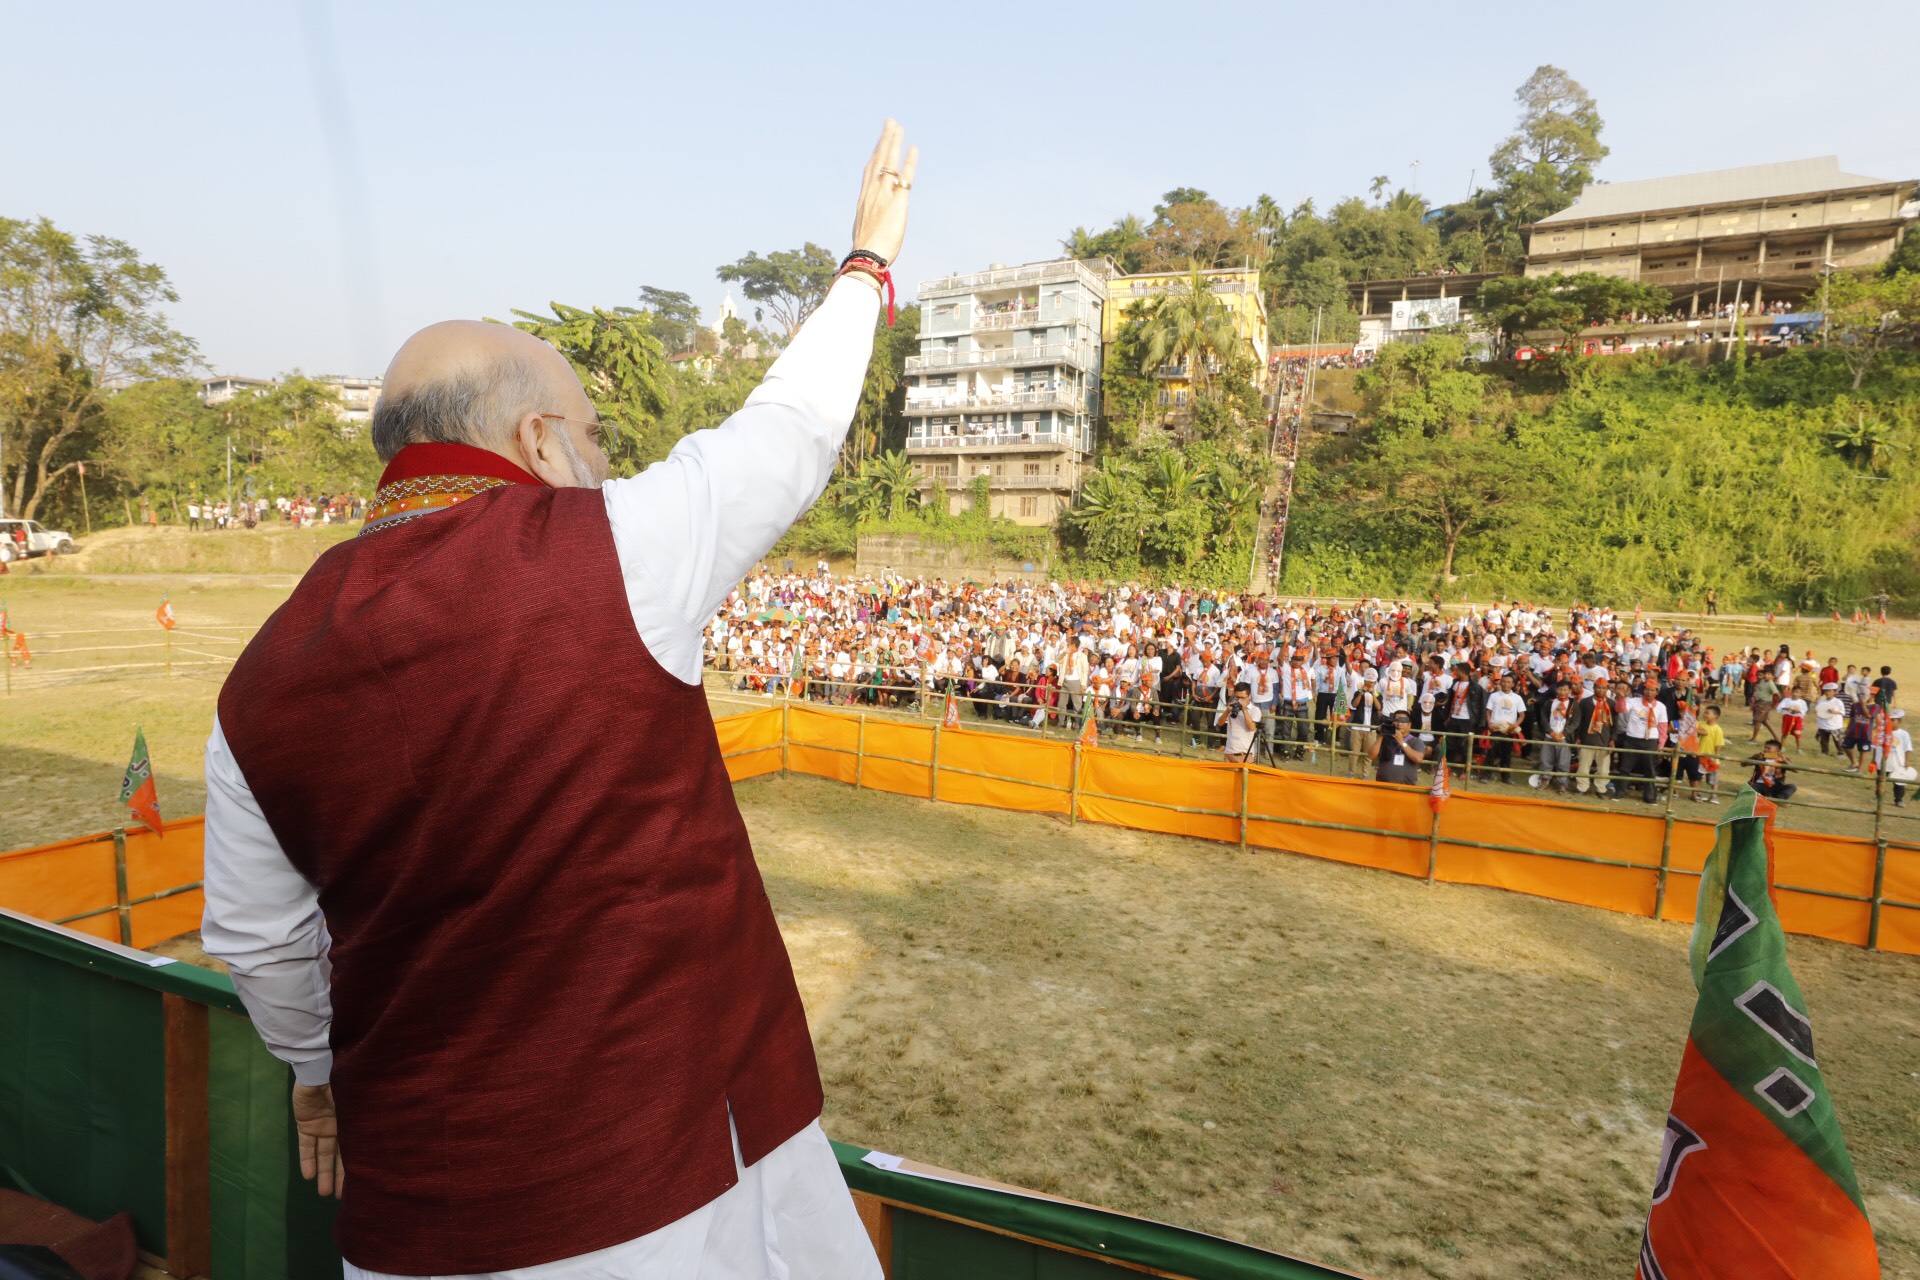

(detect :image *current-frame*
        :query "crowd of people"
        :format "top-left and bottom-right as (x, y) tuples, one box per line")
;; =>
(175, 494), (365, 530)
(705, 573), (1913, 810)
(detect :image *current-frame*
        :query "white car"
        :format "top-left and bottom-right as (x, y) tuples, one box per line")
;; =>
(0, 518), (78, 561)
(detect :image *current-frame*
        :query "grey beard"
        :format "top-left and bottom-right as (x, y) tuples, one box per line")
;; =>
(553, 429), (605, 489)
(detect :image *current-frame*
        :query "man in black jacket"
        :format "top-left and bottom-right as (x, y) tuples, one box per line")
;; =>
(1571, 675), (1618, 798)
(1438, 660), (1485, 776)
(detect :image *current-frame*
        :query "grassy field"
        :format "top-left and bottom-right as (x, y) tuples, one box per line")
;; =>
(3, 577), (1919, 1277)
(11, 522), (356, 576)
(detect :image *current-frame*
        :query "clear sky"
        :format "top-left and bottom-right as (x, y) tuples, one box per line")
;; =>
(4, 0), (1915, 378)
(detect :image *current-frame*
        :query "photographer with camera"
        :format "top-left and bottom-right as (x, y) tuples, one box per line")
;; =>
(1215, 680), (1264, 763)
(1368, 710), (1428, 785)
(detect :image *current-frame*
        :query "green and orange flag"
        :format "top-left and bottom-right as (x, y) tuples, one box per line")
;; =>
(118, 727), (164, 835)
(1636, 789), (1878, 1278)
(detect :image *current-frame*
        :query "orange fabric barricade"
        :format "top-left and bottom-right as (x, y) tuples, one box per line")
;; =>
(934, 727), (1071, 816)
(1076, 749), (1239, 844)
(0, 832), (119, 927)
(1430, 789), (1663, 918)
(857, 720), (934, 800)
(786, 706), (861, 785)
(1245, 771), (1431, 878)
(715, 707), (784, 781)
(5, 703), (1914, 958)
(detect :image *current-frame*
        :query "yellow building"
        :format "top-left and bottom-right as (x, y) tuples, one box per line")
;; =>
(1102, 267), (1270, 423)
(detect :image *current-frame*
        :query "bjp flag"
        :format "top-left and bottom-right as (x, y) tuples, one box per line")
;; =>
(156, 593), (177, 630)
(1078, 714), (1099, 748)
(942, 692), (960, 729)
(119, 727), (165, 835)
(1635, 790), (1878, 1278)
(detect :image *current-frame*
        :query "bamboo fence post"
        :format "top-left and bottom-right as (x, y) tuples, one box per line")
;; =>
(1868, 774), (1889, 951)
(1426, 797), (1442, 884)
(930, 716), (943, 804)
(1655, 746), (1682, 919)
(854, 714), (866, 790)
(1069, 741), (1081, 825)
(781, 701), (791, 774)
(1238, 764), (1250, 850)
(112, 828), (132, 946)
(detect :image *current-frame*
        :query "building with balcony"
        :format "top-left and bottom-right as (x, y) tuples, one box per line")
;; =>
(1523, 156), (1918, 314)
(1347, 271), (1498, 353)
(1101, 267), (1270, 424)
(904, 257), (1112, 525)
(200, 374), (383, 426)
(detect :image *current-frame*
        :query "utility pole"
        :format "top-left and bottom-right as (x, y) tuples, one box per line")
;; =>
(77, 462), (91, 534)
(226, 434), (234, 512)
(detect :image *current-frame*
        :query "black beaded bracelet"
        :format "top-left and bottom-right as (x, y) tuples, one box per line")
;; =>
(842, 248), (890, 272)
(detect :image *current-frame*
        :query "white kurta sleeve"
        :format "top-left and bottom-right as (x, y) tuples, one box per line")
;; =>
(201, 714), (336, 1086)
(604, 276), (882, 683)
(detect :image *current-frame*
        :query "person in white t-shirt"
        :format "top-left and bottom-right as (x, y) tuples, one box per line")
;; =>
(1775, 693), (1808, 753)
(1483, 673), (1528, 782)
(1812, 684), (1847, 756)
(1215, 681), (1263, 762)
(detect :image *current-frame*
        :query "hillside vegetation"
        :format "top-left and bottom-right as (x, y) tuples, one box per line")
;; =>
(1280, 343), (1920, 612)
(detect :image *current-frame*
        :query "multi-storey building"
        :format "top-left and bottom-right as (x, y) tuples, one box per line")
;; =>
(1102, 266), (1270, 425)
(903, 258), (1111, 525)
(200, 374), (383, 427)
(1524, 156), (1917, 313)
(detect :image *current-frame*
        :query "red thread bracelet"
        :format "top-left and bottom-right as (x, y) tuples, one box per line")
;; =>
(837, 259), (896, 326)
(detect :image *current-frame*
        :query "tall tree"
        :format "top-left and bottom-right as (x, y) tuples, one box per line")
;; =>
(1134, 264), (1243, 402)
(504, 303), (669, 470)
(1487, 65), (1609, 226)
(0, 216), (195, 519)
(716, 244), (837, 339)
(1363, 429), (1546, 580)
(634, 285), (702, 354)
(1820, 270), (1920, 390)
(1476, 271), (1670, 352)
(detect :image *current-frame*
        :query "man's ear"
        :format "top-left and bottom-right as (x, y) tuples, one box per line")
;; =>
(513, 413), (572, 488)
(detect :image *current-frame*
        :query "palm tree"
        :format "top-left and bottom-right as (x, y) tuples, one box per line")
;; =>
(1148, 451), (1209, 503)
(1825, 413), (1905, 474)
(1135, 262), (1242, 415)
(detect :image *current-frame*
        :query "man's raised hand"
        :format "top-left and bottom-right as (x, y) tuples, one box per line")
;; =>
(852, 119), (918, 266)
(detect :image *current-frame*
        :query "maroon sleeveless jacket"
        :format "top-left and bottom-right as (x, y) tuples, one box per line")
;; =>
(218, 464), (821, 1274)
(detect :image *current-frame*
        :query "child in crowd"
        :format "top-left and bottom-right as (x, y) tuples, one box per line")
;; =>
(1813, 683), (1847, 756)
(1775, 691), (1808, 753)
(1692, 705), (1726, 804)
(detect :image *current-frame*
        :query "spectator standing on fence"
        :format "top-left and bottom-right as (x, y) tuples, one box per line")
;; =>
(1343, 675), (1381, 778)
(1062, 637), (1087, 719)
(1216, 681), (1262, 763)
(199, 122), (915, 1280)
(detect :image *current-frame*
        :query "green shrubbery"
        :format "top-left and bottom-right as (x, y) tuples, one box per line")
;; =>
(1279, 341), (1920, 610)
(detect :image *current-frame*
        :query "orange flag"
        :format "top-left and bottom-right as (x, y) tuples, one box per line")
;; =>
(942, 692), (960, 729)
(156, 593), (177, 631)
(1078, 714), (1099, 748)
(119, 727), (164, 835)
(1428, 758), (1451, 812)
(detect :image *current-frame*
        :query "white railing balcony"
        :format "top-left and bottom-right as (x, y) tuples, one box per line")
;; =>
(906, 428), (1092, 454)
(918, 259), (1113, 297)
(968, 302), (1094, 332)
(902, 388), (1085, 416)
(905, 342), (1096, 374)
(915, 472), (1073, 491)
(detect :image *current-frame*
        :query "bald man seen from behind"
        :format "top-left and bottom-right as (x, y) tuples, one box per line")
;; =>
(201, 122), (918, 1280)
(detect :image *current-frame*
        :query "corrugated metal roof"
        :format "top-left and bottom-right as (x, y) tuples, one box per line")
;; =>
(1536, 156), (1904, 225)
